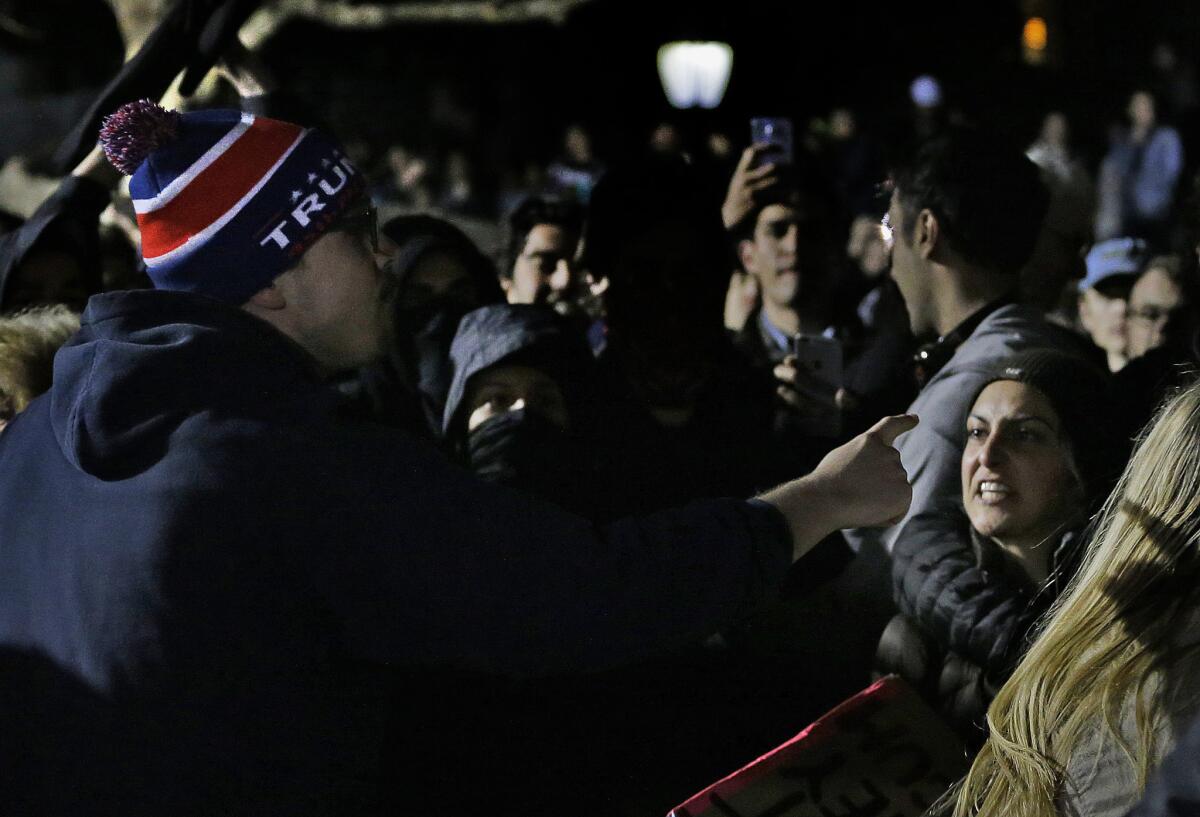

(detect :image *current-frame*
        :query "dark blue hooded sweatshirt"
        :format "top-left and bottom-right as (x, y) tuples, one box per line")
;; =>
(0, 289), (791, 815)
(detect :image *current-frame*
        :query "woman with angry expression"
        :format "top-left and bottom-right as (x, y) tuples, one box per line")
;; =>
(876, 350), (1119, 742)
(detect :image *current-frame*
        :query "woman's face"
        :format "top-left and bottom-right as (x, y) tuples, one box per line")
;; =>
(962, 381), (1082, 547)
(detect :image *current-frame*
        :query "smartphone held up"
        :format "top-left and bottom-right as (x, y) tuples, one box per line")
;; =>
(787, 333), (843, 438)
(750, 117), (794, 166)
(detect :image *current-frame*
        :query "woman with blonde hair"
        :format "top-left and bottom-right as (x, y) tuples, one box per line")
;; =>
(954, 378), (1200, 817)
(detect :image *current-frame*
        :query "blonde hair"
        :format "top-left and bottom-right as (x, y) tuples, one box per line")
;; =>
(953, 379), (1200, 817)
(0, 305), (80, 420)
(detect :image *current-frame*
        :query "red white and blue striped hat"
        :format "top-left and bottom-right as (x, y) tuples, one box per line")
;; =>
(99, 100), (366, 304)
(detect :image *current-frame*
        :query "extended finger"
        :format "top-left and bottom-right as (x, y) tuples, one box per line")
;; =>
(734, 146), (759, 174)
(746, 176), (781, 195)
(745, 161), (778, 182)
(868, 413), (919, 446)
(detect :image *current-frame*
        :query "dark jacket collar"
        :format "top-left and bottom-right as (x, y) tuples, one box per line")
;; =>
(912, 294), (1017, 387)
(971, 524), (1084, 599)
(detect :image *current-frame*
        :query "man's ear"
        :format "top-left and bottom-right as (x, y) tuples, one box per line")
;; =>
(737, 239), (757, 274)
(915, 208), (940, 260)
(246, 282), (287, 311)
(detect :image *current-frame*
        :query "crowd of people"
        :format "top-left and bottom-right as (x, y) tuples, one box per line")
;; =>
(5, 19), (1200, 817)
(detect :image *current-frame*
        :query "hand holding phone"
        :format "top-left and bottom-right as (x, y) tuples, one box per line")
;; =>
(775, 334), (844, 437)
(750, 117), (794, 166)
(790, 334), (843, 390)
(722, 143), (784, 229)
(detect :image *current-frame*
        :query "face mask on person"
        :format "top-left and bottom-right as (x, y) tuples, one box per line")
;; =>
(465, 409), (592, 516)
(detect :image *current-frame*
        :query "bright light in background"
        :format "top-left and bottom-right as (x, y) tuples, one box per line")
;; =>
(910, 75), (943, 109)
(1023, 17), (1048, 51)
(657, 41), (734, 109)
(1023, 17), (1048, 65)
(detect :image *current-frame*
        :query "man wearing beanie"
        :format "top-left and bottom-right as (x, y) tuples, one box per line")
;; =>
(0, 102), (915, 815)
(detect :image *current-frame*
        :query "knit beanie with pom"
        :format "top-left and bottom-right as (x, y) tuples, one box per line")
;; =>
(99, 100), (366, 304)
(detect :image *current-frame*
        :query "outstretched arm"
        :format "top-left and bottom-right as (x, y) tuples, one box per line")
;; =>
(295, 415), (917, 678)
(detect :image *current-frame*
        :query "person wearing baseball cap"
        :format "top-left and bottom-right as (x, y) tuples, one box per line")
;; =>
(0, 103), (917, 813)
(1079, 236), (1148, 372)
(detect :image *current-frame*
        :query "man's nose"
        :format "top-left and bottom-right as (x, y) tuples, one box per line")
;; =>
(780, 226), (799, 254)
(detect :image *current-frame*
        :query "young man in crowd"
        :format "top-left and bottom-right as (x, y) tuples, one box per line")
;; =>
(0, 102), (914, 815)
(1078, 237), (1147, 372)
(501, 195), (584, 308)
(726, 168), (853, 468)
(840, 127), (1096, 684)
(724, 158), (911, 468)
(1127, 254), (1189, 360)
(729, 171), (838, 368)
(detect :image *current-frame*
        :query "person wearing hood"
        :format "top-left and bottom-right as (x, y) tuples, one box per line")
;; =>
(0, 101), (916, 815)
(442, 302), (600, 518)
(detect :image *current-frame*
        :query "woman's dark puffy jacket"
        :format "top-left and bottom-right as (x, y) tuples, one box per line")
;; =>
(876, 505), (1083, 742)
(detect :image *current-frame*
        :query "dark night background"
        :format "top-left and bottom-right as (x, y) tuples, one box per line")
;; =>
(4, 0), (1200, 193)
(262, 0), (1200, 163)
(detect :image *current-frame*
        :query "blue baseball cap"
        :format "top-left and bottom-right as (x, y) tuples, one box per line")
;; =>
(1080, 237), (1147, 292)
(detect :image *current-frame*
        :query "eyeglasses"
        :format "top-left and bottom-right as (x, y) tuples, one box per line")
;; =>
(880, 212), (895, 252)
(330, 201), (379, 254)
(1129, 305), (1177, 325)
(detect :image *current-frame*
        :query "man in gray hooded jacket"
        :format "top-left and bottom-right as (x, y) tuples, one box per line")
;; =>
(842, 128), (1100, 686)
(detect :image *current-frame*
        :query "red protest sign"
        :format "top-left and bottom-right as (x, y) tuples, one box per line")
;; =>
(668, 675), (968, 817)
